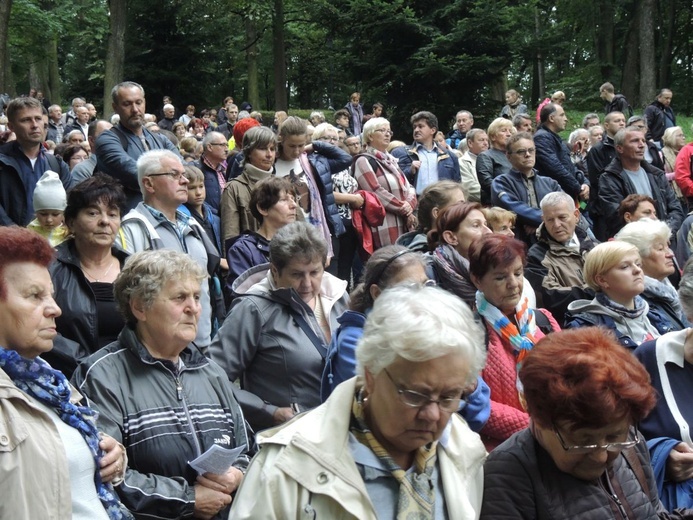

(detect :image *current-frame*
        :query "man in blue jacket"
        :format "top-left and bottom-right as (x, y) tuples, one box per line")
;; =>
(534, 102), (589, 201)
(0, 96), (71, 226)
(95, 81), (181, 209)
(392, 111), (461, 195)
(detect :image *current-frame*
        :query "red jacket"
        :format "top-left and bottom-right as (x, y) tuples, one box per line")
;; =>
(351, 190), (385, 257)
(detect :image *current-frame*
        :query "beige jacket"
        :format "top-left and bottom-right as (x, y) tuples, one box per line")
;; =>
(228, 377), (486, 519)
(0, 367), (73, 519)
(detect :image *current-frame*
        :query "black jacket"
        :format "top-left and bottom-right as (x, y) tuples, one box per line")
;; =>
(644, 100), (676, 143)
(49, 240), (128, 362)
(599, 157), (684, 237)
(0, 142), (71, 226)
(605, 94), (631, 116)
(534, 126), (586, 197)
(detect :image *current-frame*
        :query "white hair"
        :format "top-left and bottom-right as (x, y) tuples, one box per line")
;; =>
(356, 285), (486, 386)
(163, 104), (174, 111)
(312, 122), (339, 141)
(568, 128), (589, 147)
(136, 149), (182, 194)
(361, 117), (390, 146)
(539, 191), (574, 212)
(614, 219), (671, 258)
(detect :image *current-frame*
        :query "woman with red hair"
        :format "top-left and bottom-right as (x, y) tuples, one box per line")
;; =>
(480, 327), (684, 519)
(468, 233), (559, 451)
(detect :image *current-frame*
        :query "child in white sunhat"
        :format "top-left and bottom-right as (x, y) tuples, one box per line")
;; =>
(27, 170), (70, 246)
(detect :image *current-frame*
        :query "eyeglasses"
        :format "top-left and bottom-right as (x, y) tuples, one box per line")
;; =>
(374, 129), (393, 135)
(509, 148), (536, 156)
(148, 171), (185, 181)
(319, 136), (339, 143)
(553, 425), (640, 454)
(209, 143), (227, 147)
(383, 368), (464, 413)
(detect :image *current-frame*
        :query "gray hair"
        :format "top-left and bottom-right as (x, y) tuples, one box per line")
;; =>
(540, 191), (574, 212)
(613, 127), (642, 147)
(114, 249), (206, 327)
(309, 111), (326, 124)
(582, 113), (600, 128)
(136, 149), (182, 194)
(678, 259), (693, 320)
(242, 127), (277, 168)
(362, 117), (390, 146)
(163, 103), (174, 111)
(456, 110), (473, 120)
(111, 81), (145, 105)
(614, 219), (671, 258)
(312, 122), (338, 141)
(568, 129), (589, 147)
(269, 221), (328, 271)
(356, 285), (486, 386)
(466, 128), (485, 143)
(202, 131), (226, 148)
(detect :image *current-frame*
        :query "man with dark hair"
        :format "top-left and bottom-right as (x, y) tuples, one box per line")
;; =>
(534, 102), (589, 200)
(582, 113), (600, 129)
(95, 81), (181, 209)
(391, 111), (461, 195)
(599, 82), (631, 116)
(586, 111), (626, 240)
(216, 103), (238, 139)
(0, 97), (71, 225)
(333, 109), (352, 137)
(599, 127), (683, 238)
(644, 88), (676, 146)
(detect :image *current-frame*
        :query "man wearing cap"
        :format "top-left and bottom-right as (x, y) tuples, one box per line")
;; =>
(95, 81), (181, 209)
(0, 97), (71, 226)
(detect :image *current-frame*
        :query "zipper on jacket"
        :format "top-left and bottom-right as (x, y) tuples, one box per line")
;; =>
(175, 373), (203, 457)
(601, 470), (628, 519)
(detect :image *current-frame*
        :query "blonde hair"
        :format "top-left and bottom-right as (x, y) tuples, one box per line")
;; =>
(583, 241), (640, 292)
(487, 117), (515, 141)
(483, 206), (516, 230)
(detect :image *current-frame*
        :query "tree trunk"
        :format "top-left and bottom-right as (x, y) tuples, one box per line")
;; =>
(46, 36), (61, 104)
(0, 0), (12, 94)
(639, 0), (656, 106)
(658, 0), (676, 88)
(246, 17), (259, 110)
(594, 0), (615, 79)
(532, 6), (544, 105)
(103, 0), (127, 119)
(621, 13), (640, 108)
(272, 0), (287, 111)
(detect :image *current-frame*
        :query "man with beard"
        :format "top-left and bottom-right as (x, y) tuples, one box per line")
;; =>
(95, 81), (180, 209)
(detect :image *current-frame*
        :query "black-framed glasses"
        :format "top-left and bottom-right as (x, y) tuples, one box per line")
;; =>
(148, 171), (185, 181)
(509, 147), (536, 156)
(383, 368), (464, 413)
(553, 425), (640, 454)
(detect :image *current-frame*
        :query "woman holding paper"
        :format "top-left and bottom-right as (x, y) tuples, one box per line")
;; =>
(72, 249), (251, 520)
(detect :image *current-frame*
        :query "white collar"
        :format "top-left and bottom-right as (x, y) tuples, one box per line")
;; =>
(656, 328), (688, 368)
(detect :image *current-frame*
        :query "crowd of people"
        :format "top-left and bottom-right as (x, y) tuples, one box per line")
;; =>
(3, 80), (693, 518)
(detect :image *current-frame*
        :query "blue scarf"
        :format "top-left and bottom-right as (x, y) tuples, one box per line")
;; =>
(0, 347), (132, 519)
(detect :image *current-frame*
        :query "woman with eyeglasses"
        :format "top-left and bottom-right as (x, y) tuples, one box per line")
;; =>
(313, 122), (363, 284)
(469, 234), (559, 451)
(480, 327), (691, 520)
(229, 284), (488, 519)
(321, 245), (491, 430)
(353, 117), (418, 251)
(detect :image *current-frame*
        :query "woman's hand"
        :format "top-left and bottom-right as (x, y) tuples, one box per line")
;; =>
(665, 442), (693, 482)
(349, 194), (365, 209)
(193, 484), (232, 519)
(98, 433), (127, 484)
(196, 467), (244, 495)
(400, 201), (413, 217)
(272, 406), (295, 425)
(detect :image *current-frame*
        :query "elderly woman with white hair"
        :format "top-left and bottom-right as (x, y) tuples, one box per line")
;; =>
(566, 241), (674, 348)
(353, 117), (418, 250)
(228, 284), (487, 519)
(634, 259), (693, 510)
(616, 219), (688, 331)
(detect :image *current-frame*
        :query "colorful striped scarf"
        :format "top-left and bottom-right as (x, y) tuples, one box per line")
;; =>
(476, 291), (538, 389)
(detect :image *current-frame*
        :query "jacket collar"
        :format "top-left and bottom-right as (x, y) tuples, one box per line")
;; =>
(119, 325), (209, 370)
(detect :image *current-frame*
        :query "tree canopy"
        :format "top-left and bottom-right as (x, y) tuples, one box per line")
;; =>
(2, 0), (690, 131)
